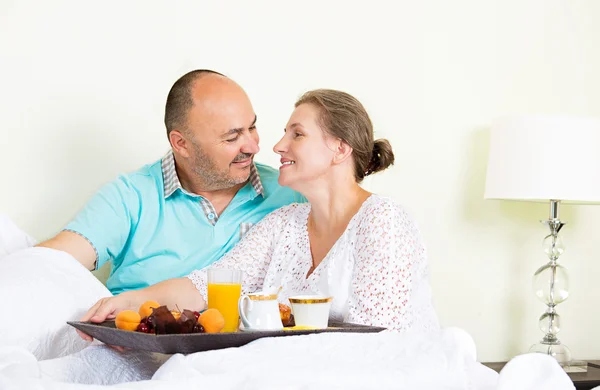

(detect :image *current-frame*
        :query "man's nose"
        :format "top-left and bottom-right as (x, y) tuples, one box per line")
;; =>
(241, 133), (260, 155)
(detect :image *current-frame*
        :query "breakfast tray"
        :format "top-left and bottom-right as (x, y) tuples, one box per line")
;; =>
(67, 320), (386, 354)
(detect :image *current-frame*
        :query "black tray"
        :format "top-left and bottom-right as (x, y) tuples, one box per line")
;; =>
(67, 320), (386, 354)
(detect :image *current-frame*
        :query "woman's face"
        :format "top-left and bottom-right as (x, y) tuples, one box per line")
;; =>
(273, 103), (339, 190)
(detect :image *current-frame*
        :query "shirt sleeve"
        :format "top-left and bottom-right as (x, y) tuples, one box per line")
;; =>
(187, 205), (292, 302)
(345, 199), (428, 331)
(64, 176), (139, 270)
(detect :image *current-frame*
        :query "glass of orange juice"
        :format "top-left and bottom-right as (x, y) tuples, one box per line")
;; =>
(207, 268), (243, 332)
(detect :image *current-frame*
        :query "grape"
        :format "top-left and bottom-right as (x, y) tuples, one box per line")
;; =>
(193, 311), (200, 320)
(137, 323), (150, 333)
(145, 316), (154, 331)
(193, 323), (204, 333)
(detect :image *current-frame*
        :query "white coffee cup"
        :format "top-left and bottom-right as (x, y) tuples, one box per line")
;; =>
(238, 292), (283, 331)
(288, 295), (333, 329)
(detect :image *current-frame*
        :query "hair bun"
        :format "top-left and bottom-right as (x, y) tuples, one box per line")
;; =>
(365, 139), (395, 176)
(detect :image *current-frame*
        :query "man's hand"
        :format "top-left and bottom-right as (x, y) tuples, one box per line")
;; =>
(77, 292), (139, 342)
(37, 231), (97, 270)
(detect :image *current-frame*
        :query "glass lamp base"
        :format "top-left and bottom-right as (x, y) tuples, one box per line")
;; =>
(529, 342), (572, 364)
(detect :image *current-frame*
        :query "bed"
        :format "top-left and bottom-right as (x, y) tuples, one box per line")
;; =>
(0, 215), (579, 390)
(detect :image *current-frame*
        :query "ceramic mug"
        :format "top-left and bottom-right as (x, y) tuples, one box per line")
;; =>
(238, 292), (283, 331)
(288, 295), (333, 329)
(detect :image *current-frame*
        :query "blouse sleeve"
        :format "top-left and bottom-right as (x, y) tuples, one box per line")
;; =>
(187, 205), (292, 302)
(345, 199), (429, 332)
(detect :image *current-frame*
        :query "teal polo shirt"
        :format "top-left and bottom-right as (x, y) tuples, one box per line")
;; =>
(65, 152), (303, 295)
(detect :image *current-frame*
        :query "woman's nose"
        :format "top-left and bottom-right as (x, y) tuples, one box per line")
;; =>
(273, 136), (287, 154)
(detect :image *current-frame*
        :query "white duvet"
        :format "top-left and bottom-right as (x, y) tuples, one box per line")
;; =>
(0, 215), (580, 390)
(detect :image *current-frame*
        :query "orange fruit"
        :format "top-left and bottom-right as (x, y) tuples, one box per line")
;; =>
(115, 310), (141, 331)
(139, 300), (160, 318)
(198, 308), (225, 333)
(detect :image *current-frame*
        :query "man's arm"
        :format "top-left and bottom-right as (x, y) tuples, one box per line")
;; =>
(42, 177), (139, 274)
(37, 231), (97, 270)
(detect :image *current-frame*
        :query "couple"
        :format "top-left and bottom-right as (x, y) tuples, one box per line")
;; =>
(40, 69), (439, 334)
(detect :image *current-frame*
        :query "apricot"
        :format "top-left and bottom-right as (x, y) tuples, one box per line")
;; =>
(198, 308), (225, 333)
(139, 300), (160, 318)
(115, 310), (141, 331)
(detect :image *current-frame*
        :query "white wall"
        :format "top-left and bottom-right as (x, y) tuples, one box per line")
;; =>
(1, 0), (599, 362)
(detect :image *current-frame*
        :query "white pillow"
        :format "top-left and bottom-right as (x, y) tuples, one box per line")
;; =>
(0, 215), (36, 258)
(0, 246), (111, 360)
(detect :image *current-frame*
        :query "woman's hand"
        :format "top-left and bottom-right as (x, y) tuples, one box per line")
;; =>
(77, 291), (142, 342)
(76, 277), (205, 342)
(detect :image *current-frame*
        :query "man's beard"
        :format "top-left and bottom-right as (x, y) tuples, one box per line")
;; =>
(190, 141), (253, 191)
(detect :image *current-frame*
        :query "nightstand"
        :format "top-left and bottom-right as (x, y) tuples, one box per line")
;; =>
(482, 360), (600, 390)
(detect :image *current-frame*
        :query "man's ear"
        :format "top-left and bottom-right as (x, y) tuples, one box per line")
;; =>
(333, 139), (353, 165)
(169, 130), (192, 158)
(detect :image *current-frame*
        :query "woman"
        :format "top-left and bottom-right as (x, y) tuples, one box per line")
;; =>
(81, 89), (439, 333)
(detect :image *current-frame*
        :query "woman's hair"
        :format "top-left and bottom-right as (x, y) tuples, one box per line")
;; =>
(295, 89), (394, 182)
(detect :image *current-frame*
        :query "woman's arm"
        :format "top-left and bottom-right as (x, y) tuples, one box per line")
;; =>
(77, 205), (296, 343)
(81, 277), (202, 322)
(187, 206), (294, 301)
(345, 199), (431, 331)
(78, 205), (293, 340)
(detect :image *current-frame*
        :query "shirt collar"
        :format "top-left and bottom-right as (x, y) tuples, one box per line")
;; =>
(161, 150), (264, 198)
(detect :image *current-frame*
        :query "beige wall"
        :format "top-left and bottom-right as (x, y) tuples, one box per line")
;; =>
(1, 0), (599, 361)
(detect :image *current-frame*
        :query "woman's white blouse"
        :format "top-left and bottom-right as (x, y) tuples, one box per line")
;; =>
(188, 195), (439, 332)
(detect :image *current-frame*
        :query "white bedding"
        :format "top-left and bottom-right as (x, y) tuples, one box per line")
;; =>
(0, 215), (580, 390)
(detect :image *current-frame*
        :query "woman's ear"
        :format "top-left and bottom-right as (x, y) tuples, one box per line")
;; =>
(333, 139), (353, 165)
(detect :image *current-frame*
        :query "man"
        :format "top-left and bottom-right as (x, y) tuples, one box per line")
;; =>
(38, 69), (302, 295)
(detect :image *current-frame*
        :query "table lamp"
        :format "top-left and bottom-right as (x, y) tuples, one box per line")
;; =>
(483, 114), (600, 366)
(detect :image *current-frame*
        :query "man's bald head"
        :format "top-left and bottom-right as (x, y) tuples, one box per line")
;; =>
(164, 69), (226, 137)
(164, 69), (259, 192)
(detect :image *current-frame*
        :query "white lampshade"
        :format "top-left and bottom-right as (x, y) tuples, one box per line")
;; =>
(484, 115), (600, 204)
